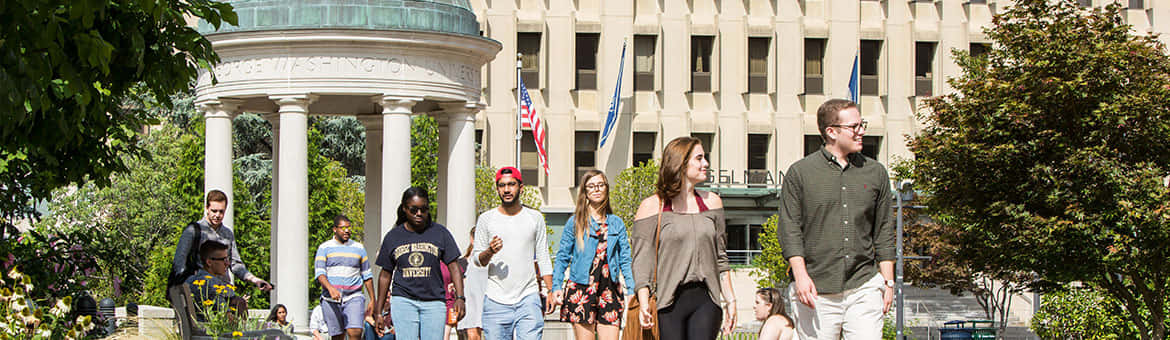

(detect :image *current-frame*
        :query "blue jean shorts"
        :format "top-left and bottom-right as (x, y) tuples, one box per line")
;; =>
(322, 295), (366, 336)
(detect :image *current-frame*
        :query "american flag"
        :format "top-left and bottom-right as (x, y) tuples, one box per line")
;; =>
(519, 78), (550, 175)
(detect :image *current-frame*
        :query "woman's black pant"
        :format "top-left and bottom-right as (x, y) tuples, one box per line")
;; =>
(657, 282), (722, 340)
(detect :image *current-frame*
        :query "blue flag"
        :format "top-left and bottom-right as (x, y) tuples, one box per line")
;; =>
(848, 54), (860, 104)
(599, 41), (627, 149)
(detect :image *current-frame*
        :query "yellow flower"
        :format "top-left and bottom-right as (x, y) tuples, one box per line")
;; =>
(203, 300), (214, 306)
(193, 279), (206, 286)
(232, 331), (243, 337)
(227, 284), (236, 291)
(204, 275), (213, 279)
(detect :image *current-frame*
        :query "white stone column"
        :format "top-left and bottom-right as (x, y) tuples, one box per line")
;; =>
(270, 94), (315, 331)
(377, 97), (418, 242)
(201, 99), (242, 228)
(436, 115), (450, 226)
(441, 103), (480, 251)
(263, 113), (281, 288)
(359, 116), (384, 262)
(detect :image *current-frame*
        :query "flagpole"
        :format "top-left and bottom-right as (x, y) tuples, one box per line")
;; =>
(516, 53), (522, 167)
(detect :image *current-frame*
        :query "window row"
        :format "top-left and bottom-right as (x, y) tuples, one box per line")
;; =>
(497, 129), (882, 187)
(517, 33), (993, 97)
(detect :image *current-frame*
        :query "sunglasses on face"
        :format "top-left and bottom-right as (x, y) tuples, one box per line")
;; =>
(209, 256), (229, 262)
(407, 206), (429, 214)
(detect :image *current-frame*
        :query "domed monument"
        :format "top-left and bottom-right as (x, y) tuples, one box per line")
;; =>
(194, 0), (500, 329)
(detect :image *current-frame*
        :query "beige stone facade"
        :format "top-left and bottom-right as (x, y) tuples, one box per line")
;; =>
(467, 0), (1170, 212)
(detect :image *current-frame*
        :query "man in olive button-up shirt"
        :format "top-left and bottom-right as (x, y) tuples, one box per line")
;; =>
(779, 99), (895, 340)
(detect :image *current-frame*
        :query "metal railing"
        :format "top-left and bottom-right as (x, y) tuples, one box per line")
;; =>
(728, 250), (762, 265)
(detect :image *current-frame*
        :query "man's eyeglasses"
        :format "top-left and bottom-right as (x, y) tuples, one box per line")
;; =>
(209, 256), (230, 262)
(407, 206), (430, 214)
(334, 225), (351, 230)
(585, 183), (607, 191)
(830, 119), (868, 133)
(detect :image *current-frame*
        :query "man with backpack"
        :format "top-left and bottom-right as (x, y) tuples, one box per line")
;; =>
(168, 190), (273, 312)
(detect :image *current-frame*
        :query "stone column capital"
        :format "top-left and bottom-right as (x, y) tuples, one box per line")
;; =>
(269, 94), (319, 110)
(197, 98), (245, 118)
(373, 95), (422, 115)
(438, 101), (484, 114)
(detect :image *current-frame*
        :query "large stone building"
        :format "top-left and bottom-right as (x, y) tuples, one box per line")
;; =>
(466, 0), (1170, 262)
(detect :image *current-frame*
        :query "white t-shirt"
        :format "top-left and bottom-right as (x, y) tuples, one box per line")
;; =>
(308, 305), (328, 336)
(457, 258), (487, 330)
(472, 206), (552, 305)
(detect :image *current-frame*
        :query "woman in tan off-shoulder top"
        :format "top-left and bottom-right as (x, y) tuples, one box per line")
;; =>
(631, 136), (737, 339)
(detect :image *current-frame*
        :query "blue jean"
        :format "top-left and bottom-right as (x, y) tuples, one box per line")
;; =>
(364, 321), (396, 340)
(482, 293), (544, 340)
(390, 296), (446, 340)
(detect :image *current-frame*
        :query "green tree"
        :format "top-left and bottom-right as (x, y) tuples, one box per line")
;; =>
(41, 125), (192, 304)
(610, 160), (659, 227)
(412, 116), (440, 213)
(0, 0), (236, 226)
(316, 117), (367, 178)
(750, 215), (788, 288)
(902, 1), (1170, 338)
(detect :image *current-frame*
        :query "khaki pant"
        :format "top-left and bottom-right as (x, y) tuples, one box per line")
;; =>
(788, 273), (885, 340)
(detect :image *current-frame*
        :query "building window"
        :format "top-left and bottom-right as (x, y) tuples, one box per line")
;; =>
(634, 35), (656, 92)
(860, 40), (881, 96)
(1128, 0), (1142, 9)
(915, 42), (936, 97)
(632, 132), (656, 167)
(692, 133), (715, 165)
(747, 134), (770, 185)
(805, 38), (825, 95)
(1077, 0), (1091, 7)
(576, 33), (599, 90)
(727, 224), (764, 264)
(862, 136), (882, 159)
(747, 134), (769, 170)
(691, 36), (714, 93)
(804, 135), (823, 156)
(518, 32), (541, 88)
(748, 37), (770, 93)
(970, 43), (991, 58)
(805, 135), (882, 159)
(968, 0), (987, 3)
(475, 129), (484, 164)
(575, 131), (599, 186)
(521, 131), (539, 183)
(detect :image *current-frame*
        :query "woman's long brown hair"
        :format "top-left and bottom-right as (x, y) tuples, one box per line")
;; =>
(657, 136), (703, 202)
(573, 170), (612, 249)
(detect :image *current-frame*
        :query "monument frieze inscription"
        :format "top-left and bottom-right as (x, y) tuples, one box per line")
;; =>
(204, 55), (480, 89)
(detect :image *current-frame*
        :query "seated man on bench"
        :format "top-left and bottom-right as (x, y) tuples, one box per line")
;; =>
(186, 240), (248, 321)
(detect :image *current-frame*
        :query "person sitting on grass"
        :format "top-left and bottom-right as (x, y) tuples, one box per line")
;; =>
(185, 241), (248, 322)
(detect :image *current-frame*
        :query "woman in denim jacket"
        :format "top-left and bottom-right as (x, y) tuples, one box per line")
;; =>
(547, 169), (635, 340)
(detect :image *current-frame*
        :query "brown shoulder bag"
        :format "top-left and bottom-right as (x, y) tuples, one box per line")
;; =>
(623, 203), (663, 340)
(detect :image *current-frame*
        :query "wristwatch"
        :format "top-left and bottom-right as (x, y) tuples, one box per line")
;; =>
(456, 296), (466, 301)
(884, 279), (895, 288)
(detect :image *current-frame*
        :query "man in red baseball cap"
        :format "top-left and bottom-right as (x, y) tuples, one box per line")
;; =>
(472, 166), (553, 339)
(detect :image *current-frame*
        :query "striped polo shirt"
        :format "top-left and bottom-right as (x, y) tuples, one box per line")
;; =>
(314, 238), (372, 300)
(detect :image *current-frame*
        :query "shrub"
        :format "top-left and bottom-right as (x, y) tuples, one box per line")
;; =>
(1031, 287), (1139, 339)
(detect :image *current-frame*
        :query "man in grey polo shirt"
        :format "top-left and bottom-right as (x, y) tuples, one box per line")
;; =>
(779, 99), (896, 339)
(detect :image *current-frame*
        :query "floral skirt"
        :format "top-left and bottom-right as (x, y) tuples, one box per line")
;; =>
(559, 277), (624, 325)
